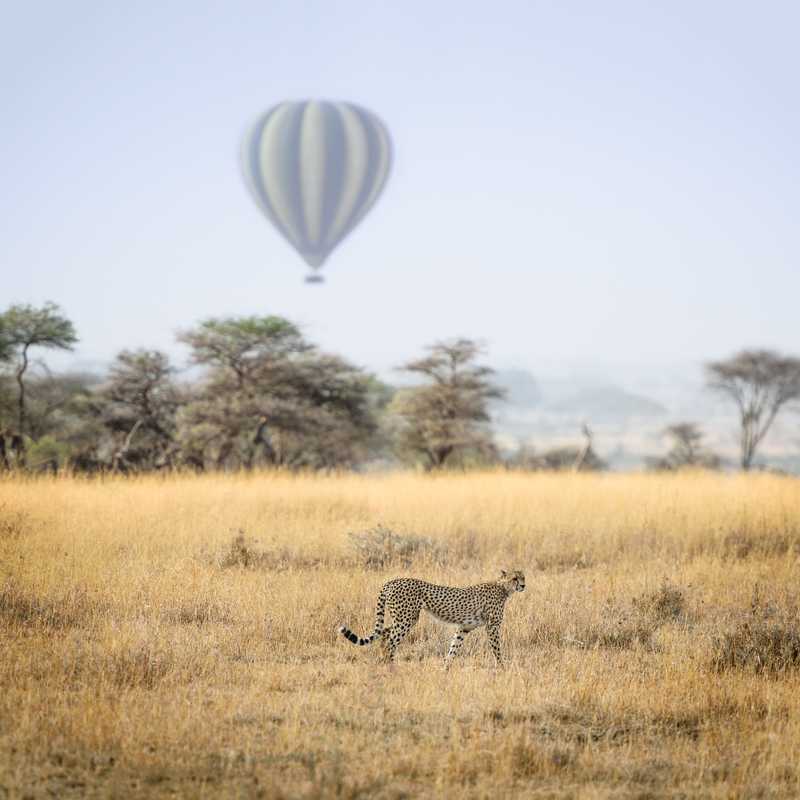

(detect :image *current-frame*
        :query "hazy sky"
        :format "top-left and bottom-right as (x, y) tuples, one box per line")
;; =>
(3, 1), (798, 375)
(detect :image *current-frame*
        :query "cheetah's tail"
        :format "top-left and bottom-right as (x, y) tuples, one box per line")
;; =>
(338, 586), (387, 646)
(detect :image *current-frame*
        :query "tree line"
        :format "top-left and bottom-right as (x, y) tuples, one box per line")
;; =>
(1, 302), (799, 473)
(0, 303), (501, 473)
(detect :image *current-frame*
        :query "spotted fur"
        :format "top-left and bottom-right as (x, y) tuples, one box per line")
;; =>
(338, 570), (525, 667)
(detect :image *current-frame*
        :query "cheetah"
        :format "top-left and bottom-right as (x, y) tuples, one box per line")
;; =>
(338, 570), (525, 667)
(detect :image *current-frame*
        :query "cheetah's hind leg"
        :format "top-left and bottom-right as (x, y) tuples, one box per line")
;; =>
(381, 609), (420, 664)
(444, 626), (471, 670)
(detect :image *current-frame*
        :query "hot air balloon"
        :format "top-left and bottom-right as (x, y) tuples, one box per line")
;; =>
(241, 100), (392, 283)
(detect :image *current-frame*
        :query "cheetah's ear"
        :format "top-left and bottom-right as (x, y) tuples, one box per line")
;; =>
(500, 570), (508, 578)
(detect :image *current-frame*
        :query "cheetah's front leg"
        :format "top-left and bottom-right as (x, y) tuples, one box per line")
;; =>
(486, 621), (504, 668)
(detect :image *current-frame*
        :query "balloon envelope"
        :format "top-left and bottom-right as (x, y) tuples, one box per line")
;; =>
(241, 100), (392, 276)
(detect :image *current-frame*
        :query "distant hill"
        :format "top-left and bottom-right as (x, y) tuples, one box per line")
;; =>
(491, 368), (666, 423)
(541, 385), (667, 423)
(492, 369), (542, 407)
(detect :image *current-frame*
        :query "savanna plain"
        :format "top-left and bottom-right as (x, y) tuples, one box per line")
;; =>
(2, 471), (800, 798)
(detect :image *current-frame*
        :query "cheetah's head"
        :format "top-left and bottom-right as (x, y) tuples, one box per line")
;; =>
(500, 570), (526, 593)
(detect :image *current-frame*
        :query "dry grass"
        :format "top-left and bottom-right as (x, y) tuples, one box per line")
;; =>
(1, 469), (800, 798)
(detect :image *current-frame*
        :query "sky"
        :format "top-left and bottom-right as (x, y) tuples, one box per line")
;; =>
(2, 0), (799, 379)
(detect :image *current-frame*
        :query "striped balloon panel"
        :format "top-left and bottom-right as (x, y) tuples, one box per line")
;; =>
(242, 100), (392, 270)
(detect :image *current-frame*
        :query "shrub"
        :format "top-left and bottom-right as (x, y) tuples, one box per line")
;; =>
(218, 530), (268, 569)
(27, 435), (70, 472)
(535, 550), (594, 572)
(567, 599), (659, 651)
(347, 524), (440, 569)
(711, 619), (800, 674)
(711, 589), (800, 674)
(216, 530), (322, 571)
(568, 581), (687, 651)
(632, 579), (685, 624)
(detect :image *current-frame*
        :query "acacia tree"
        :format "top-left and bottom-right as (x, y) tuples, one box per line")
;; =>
(647, 422), (720, 471)
(15, 370), (97, 439)
(707, 350), (800, 470)
(178, 316), (310, 389)
(178, 315), (380, 469)
(391, 338), (504, 469)
(0, 303), (78, 435)
(80, 350), (181, 471)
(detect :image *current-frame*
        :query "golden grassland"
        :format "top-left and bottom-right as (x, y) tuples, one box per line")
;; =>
(2, 470), (800, 798)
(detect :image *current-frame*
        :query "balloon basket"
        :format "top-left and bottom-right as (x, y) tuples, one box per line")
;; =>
(305, 274), (325, 284)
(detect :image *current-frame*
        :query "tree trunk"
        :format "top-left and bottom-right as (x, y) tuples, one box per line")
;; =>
(16, 345), (29, 435)
(253, 417), (277, 465)
(572, 425), (593, 472)
(10, 434), (26, 468)
(111, 420), (142, 473)
(216, 439), (233, 470)
(434, 445), (453, 468)
(740, 419), (754, 471)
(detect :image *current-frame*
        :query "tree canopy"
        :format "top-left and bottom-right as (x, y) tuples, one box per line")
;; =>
(391, 339), (504, 469)
(178, 315), (381, 470)
(707, 350), (800, 470)
(0, 302), (78, 434)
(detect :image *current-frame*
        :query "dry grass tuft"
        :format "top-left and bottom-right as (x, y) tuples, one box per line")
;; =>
(0, 506), (32, 539)
(106, 643), (176, 689)
(721, 529), (800, 560)
(0, 580), (96, 629)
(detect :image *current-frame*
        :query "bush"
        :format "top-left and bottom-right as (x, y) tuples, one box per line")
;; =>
(27, 435), (70, 472)
(632, 579), (685, 624)
(218, 530), (269, 569)
(568, 581), (686, 651)
(347, 524), (440, 569)
(711, 589), (800, 674)
(216, 530), (322, 571)
(711, 619), (800, 674)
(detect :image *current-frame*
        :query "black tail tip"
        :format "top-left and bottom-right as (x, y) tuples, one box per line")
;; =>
(338, 625), (360, 644)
